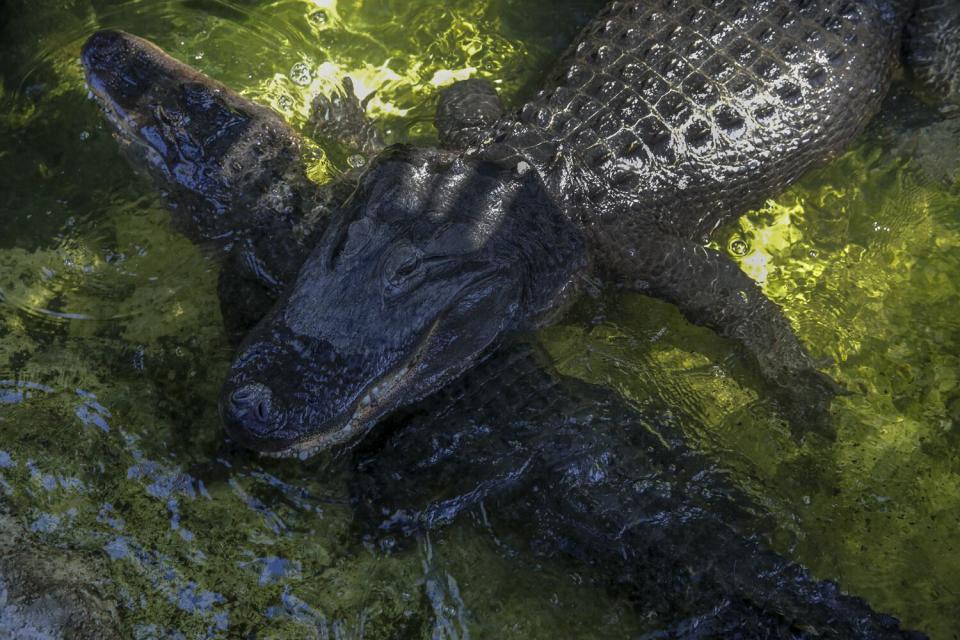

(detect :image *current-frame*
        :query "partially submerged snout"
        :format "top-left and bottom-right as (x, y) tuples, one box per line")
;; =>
(82, 30), (171, 123)
(81, 30), (310, 243)
(220, 321), (425, 457)
(219, 147), (586, 458)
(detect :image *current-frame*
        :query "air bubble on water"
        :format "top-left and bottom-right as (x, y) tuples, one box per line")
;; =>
(194, 51), (204, 61)
(290, 62), (313, 86)
(347, 154), (366, 168)
(729, 237), (749, 256)
(79, 131), (90, 141)
(309, 10), (329, 26)
(278, 95), (294, 111)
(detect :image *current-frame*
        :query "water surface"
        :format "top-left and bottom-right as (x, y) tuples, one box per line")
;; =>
(1, 0), (959, 637)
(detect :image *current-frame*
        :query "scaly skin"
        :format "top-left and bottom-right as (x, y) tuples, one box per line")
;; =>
(477, 0), (909, 424)
(80, 6), (951, 450)
(80, 30), (351, 342)
(905, 0), (960, 102)
(489, 0), (908, 239)
(77, 5), (953, 636)
(352, 342), (927, 639)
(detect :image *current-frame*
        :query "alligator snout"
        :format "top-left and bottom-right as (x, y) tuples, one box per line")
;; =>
(81, 29), (128, 71)
(223, 383), (277, 439)
(81, 29), (168, 118)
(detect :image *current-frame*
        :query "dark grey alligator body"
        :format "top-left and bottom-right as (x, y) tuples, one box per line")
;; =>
(353, 342), (926, 638)
(489, 0), (905, 240)
(81, 1), (954, 453)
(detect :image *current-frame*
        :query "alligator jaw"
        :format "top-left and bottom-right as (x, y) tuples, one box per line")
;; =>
(253, 320), (438, 460)
(260, 363), (414, 460)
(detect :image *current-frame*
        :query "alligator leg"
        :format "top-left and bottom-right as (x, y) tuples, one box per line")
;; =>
(592, 224), (842, 438)
(308, 77), (385, 158)
(352, 343), (923, 638)
(435, 78), (504, 150)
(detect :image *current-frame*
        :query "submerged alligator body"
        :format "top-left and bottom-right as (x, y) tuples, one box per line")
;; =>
(352, 342), (926, 638)
(79, 0), (958, 636)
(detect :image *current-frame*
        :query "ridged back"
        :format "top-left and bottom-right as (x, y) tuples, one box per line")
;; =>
(484, 0), (907, 240)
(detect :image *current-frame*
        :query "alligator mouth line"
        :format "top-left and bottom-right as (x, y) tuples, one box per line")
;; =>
(261, 318), (441, 460)
(86, 81), (137, 144)
(257, 265), (504, 460)
(85, 75), (175, 183)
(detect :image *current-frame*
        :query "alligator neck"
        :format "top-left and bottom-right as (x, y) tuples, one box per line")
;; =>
(477, 121), (582, 216)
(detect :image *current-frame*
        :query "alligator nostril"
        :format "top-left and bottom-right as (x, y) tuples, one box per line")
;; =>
(224, 383), (278, 439)
(82, 30), (126, 69)
(254, 398), (270, 422)
(228, 383), (272, 423)
(230, 386), (257, 408)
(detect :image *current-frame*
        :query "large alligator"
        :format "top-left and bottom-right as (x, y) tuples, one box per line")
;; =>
(78, 0), (958, 636)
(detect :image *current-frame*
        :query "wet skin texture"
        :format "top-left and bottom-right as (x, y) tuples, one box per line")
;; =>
(79, 2), (955, 636)
(81, 2), (930, 455)
(81, 30), (343, 340)
(352, 342), (927, 638)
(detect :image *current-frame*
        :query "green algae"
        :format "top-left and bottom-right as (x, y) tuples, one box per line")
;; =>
(0, 0), (958, 637)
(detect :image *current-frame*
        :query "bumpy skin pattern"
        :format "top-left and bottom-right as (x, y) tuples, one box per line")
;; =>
(354, 344), (927, 639)
(435, 78), (505, 150)
(81, 31), (319, 247)
(466, 0), (909, 428)
(78, 14), (939, 636)
(221, 0), (912, 448)
(84, 3), (920, 451)
(220, 147), (587, 455)
(488, 0), (906, 239)
(309, 77), (385, 158)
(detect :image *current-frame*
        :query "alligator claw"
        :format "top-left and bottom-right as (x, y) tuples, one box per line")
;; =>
(309, 77), (384, 157)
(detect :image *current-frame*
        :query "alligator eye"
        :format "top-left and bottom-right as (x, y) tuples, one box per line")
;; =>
(382, 244), (424, 293)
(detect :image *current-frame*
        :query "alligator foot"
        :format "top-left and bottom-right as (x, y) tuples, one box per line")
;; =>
(595, 224), (843, 439)
(435, 78), (504, 150)
(308, 77), (384, 159)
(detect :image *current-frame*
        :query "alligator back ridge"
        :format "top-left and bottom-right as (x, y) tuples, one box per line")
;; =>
(486, 0), (906, 240)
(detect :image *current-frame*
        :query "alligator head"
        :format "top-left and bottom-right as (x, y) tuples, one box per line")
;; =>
(221, 146), (587, 457)
(81, 30), (315, 246)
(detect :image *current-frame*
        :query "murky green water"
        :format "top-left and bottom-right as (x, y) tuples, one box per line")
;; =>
(0, 0), (958, 637)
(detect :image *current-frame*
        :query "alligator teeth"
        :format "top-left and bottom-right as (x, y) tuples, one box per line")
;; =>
(266, 359), (418, 460)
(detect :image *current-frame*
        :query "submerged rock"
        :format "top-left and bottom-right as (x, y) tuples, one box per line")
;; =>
(0, 510), (121, 640)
